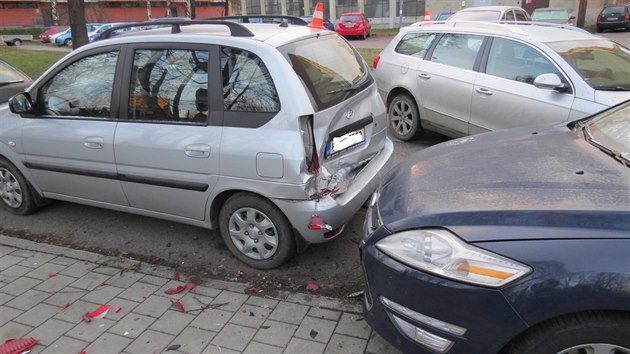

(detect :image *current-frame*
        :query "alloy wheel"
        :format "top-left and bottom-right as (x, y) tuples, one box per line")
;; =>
(556, 343), (630, 354)
(391, 99), (414, 136)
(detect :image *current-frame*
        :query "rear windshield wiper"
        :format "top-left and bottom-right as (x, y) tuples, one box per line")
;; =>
(0, 80), (24, 87)
(594, 85), (630, 91)
(328, 82), (362, 95)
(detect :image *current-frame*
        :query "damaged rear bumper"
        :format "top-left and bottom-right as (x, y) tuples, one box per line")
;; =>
(272, 137), (394, 244)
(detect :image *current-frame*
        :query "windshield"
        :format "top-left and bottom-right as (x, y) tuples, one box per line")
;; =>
(586, 102), (630, 163)
(602, 6), (625, 15)
(450, 10), (501, 21)
(548, 40), (630, 90)
(0, 61), (29, 84)
(281, 34), (372, 111)
(532, 10), (569, 21)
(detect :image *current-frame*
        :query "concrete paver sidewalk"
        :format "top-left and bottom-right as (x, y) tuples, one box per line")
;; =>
(0, 235), (401, 354)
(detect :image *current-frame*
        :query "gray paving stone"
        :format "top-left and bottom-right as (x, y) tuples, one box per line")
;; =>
(91, 266), (120, 276)
(283, 337), (326, 354)
(104, 271), (144, 288)
(295, 316), (337, 344)
(66, 318), (115, 342)
(191, 285), (222, 299)
(210, 290), (249, 312)
(25, 263), (67, 280)
(33, 274), (76, 293)
(13, 303), (60, 327)
(43, 287), (87, 307)
(107, 313), (155, 339)
(0, 306), (22, 326)
(201, 344), (240, 354)
(138, 274), (169, 286)
(177, 292), (216, 316)
(126, 329), (175, 353)
(334, 313), (371, 339)
(59, 261), (96, 278)
(0, 292), (13, 306)
(117, 282), (160, 302)
(171, 327), (216, 354)
(70, 271), (111, 291)
(246, 295), (278, 310)
(229, 303), (271, 329)
(83, 332), (133, 354)
(27, 344), (45, 354)
(149, 309), (195, 336)
(132, 294), (171, 318)
(48, 256), (78, 266)
(268, 301), (309, 325)
(243, 341), (283, 354)
(1, 264), (32, 279)
(54, 300), (101, 324)
(1, 276), (41, 296)
(9, 249), (40, 258)
(0, 255), (24, 272)
(80, 285), (124, 305)
(41, 336), (89, 354)
(211, 323), (257, 351)
(253, 319), (297, 348)
(0, 245), (16, 257)
(308, 307), (342, 321)
(0, 321), (33, 339)
(25, 318), (75, 345)
(17, 252), (56, 268)
(189, 308), (234, 332)
(324, 334), (368, 354)
(5, 289), (50, 310)
(105, 297), (140, 321)
(366, 331), (403, 354)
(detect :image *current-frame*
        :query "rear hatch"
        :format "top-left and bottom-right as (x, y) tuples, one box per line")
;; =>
(279, 33), (387, 197)
(599, 6), (628, 23)
(338, 15), (362, 30)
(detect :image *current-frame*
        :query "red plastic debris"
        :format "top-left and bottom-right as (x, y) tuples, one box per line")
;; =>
(170, 299), (186, 313)
(305, 278), (320, 291)
(186, 282), (197, 290)
(100, 283), (109, 287)
(174, 272), (181, 281)
(245, 287), (262, 294)
(79, 351), (86, 354)
(350, 238), (360, 246)
(82, 305), (112, 323)
(164, 285), (188, 295)
(63, 303), (71, 309)
(0, 337), (38, 354)
(308, 214), (332, 231)
(48, 273), (57, 278)
(114, 307), (122, 313)
(237, 270), (244, 278)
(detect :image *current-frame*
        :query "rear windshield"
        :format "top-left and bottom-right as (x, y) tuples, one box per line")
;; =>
(280, 34), (373, 111)
(601, 6), (625, 15)
(450, 10), (501, 21)
(340, 15), (361, 22)
(547, 39), (630, 90)
(532, 10), (569, 21)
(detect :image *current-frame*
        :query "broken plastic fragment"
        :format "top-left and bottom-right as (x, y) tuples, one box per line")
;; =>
(305, 279), (320, 291)
(170, 299), (186, 313)
(114, 307), (122, 313)
(308, 215), (332, 231)
(100, 282), (109, 287)
(0, 337), (38, 354)
(48, 273), (57, 278)
(82, 304), (112, 323)
(165, 285), (188, 295)
(245, 287), (262, 294)
(167, 344), (181, 351)
(186, 282), (197, 290)
(174, 272), (181, 281)
(350, 238), (360, 246)
(346, 290), (364, 298)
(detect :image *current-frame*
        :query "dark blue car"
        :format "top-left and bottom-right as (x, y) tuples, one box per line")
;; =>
(361, 100), (630, 354)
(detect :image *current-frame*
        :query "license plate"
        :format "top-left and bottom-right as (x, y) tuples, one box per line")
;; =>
(326, 128), (365, 157)
(607, 17), (619, 20)
(345, 24), (355, 28)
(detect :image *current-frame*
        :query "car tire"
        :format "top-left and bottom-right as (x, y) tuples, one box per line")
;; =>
(502, 312), (630, 354)
(12, 39), (22, 46)
(388, 93), (424, 141)
(219, 193), (295, 269)
(0, 159), (38, 215)
(597, 26), (603, 33)
(64, 38), (72, 47)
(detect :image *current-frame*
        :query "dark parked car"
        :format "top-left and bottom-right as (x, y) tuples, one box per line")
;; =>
(300, 15), (335, 30)
(361, 100), (630, 353)
(597, 4), (630, 32)
(0, 59), (32, 103)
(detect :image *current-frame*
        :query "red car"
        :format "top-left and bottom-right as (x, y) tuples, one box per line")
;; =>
(336, 12), (371, 39)
(39, 26), (68, 43)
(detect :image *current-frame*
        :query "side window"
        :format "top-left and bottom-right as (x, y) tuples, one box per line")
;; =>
(430, 33), (484, 71)
(486, 38), (560, 85)
(395, 33), (437, 58)
(129, 49), (209, 123)
(40, 51), (117, 118)
(221, 47), (280, 113)
(504, 10), (516, 21)
(515, 10), (529, 21)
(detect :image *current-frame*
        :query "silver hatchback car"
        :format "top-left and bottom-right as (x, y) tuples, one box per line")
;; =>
(374, 21), (630, 140)
(0, 20), (393, 268)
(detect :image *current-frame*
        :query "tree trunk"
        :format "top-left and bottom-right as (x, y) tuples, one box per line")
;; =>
(51, 0), (59, 25)
(68, 0), (88, 49)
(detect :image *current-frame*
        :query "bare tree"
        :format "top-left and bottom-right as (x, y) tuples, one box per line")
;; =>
(68, 0), (88, 49)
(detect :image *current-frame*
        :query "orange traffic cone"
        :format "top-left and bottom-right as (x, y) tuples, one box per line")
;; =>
(423, 10), (432, 25)
(308, 2), (325, 29)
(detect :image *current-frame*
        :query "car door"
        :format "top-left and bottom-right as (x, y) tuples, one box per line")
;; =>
(114, 44), (221, 221)
(469, 37), (574, 135)
(19, 48), (128, 205)
(417, 33), (485, 136)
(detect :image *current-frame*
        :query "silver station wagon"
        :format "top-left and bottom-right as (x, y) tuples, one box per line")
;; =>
(374, 21), (630, 140)
(0, 20), (393, 268)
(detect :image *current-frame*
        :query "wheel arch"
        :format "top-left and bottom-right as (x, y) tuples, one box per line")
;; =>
(0, 150), (45, 201)
(386, 87), (417, 109)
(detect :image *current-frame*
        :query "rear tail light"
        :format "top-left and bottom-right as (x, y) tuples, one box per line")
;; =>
(299, 115), (320, 174)
(625, 13), (629, 20)
(373, 55), (381, 69)
(597, 15), (602, 22)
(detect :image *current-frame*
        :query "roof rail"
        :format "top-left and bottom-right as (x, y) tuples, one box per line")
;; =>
(99, 19), (255, 40)
(410, 20), (589, 35)
(205, 15), (308, 26)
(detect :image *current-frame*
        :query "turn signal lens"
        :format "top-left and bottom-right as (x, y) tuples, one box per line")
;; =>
(373, 55), (381, 69)
(376, 229), (531, 287)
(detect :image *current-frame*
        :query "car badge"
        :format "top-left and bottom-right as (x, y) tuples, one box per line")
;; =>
(344, 110), (355, 120)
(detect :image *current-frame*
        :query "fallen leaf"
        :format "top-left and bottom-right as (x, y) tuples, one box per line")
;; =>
(305, 278), (320, 291)
(249, 311), (254, 317)
(171, 299), (186, 313)
(261, 325), (271, 329)
(263, 304), (270, 310)
(165, 285), (188, 295)
(133, 317), (141, 321)
(167, 344), (181, 351)
(310, 329), (318, 338)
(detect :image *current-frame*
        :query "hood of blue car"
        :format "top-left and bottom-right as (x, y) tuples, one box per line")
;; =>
(377, 124), (630, 240)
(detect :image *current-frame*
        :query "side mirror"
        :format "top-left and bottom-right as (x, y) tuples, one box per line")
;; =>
(8, 93), (34, 114)
(569, 15), (576, 20)
(533, 73), (570, 92)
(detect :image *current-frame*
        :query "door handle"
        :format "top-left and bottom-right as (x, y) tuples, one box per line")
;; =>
(84, 136), (104, 149)
(185, 144), (211, 158)
(418, 73), (431, 79)
(475, 88), (493, 96)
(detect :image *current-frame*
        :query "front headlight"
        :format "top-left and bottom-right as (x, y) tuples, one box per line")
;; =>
(376, 229), (531, 287)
